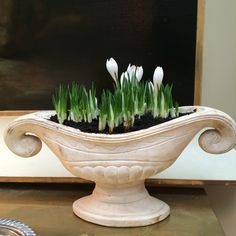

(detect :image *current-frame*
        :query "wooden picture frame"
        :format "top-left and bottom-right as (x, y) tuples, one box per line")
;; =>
(0, 0), (220, 186)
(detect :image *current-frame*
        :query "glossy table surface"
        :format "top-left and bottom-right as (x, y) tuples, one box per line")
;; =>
(0, 183), (224, 236)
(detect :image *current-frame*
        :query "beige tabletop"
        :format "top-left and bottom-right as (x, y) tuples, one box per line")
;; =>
(0, 183), (224, 236)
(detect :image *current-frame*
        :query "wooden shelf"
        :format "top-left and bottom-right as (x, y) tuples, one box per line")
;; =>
(0, 183), (224, 235)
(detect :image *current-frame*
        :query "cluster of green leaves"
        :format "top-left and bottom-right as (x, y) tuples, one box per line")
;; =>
(98, 75), (179, 133)
(52, 76), (179, 133)
(52, 82), (98, 124)
(152, 84), (179, 119)
(69, 82), (98, 123)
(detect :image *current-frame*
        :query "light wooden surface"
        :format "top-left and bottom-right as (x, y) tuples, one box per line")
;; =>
(194, 0), (205, 105)
(0, 184), (225, 235)
(0, 111), (37, 116)
(0, 176), (236, 186)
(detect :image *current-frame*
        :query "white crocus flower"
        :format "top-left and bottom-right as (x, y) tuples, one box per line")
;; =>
(153, 66), (164, 90)
(106, 58), (118, 82)
(127, 64), (143, 82)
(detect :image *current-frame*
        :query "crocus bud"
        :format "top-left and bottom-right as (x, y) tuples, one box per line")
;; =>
(106, 58), (118, 82)
(127, 64), (135, 79)
(136, 66), (143, 81)
(153, 66), (164, 89)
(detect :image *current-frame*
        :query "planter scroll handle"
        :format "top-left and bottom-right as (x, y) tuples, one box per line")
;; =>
(4, 119), (42, 158)
(196, 108), (236, 154)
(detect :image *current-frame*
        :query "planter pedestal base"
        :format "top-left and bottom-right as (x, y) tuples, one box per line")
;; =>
(73, 181), (170, 227)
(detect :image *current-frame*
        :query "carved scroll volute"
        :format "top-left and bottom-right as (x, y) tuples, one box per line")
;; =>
(4, 118), (42, 158)
(198, 109), (236, 154)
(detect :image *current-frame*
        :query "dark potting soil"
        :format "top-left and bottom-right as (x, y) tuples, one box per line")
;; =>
(49, 110), (196, 134)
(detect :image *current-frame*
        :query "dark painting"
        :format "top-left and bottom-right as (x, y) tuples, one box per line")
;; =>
(0, 0), (197, 110)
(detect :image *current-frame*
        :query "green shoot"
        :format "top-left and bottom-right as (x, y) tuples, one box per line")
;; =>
(52, 85), (68, 124)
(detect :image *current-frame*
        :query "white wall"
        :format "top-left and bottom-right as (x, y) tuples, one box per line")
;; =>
(201, 0), (236, 120)
(201, 1), (236, 236)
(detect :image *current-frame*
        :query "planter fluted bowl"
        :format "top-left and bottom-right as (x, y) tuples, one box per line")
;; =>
(4, 106), (236, 227)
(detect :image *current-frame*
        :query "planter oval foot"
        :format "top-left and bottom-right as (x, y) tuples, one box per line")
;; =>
(73, 182), (170, 227)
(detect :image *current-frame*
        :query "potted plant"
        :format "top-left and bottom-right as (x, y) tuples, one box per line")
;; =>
(4, 58), (236, 227)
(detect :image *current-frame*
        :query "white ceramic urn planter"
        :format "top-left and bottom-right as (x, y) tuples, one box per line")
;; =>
(4, 106), (236, 227)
